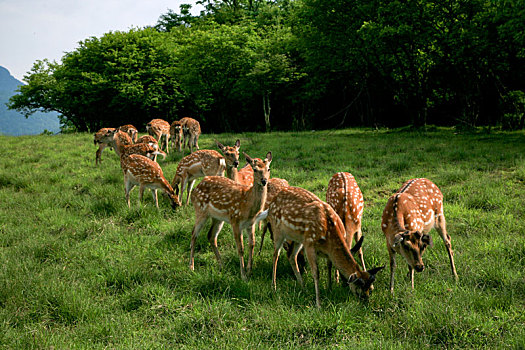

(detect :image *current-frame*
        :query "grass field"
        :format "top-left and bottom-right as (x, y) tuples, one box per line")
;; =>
(0, 128), (524, 349)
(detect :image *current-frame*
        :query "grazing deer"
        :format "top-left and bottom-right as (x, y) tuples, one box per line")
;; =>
(180, 117), (201, 153)
(382, 178), (458, 294)
(94, 127), (115, 165)
(121, 154), (180, 209)
(170, 120), (184, 152)
(136, 135), (158, 146)
(259, 186), (384, 307)
(189, 152), (272, 280)
(326, 172), (367, 275)
(100, 129), (166, 161)
(146, 119), (171, 153)
(171, 140), (241, 205)
(118, 124), (138, 143)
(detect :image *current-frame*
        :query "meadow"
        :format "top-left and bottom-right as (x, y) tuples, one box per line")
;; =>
(0, 128), (524, 349)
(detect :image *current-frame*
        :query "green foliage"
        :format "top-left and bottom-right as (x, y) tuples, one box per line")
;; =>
(0, 129), (524, 348)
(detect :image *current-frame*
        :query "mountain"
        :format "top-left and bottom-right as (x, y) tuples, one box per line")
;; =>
(0, 66), (60, 136)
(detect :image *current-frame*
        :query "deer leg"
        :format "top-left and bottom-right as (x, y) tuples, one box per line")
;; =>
(138, 184), (145, 207)
(246, 225), (256, 277)
(185, 180), (196, 206)
(124, 175), (135, 208)
(409, 265), (415, 289)
(151, 189), (159, 208)
(95, 144), (105, 165)
(207, 219), (225, 268)
(195, 134), (199, 150)
(435, 214), (458, 281)
(272, 234), (285, 290)
(355, 228), (366, 270)
(327, 260), (337, 290)
(232, 225), (247, 280)
(304, 245), (321, 308)
(288, 242), (304, 287)
(388, 248), (396, 294)
(189, 214), (209, 271)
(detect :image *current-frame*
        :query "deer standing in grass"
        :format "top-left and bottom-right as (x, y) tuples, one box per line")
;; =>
(146, 119), (171, 153)
(326, 172), (367, 287)
(94, 127), (115, 165)
(180, 117), (201, 153)
(382, 178), (458, 294)
(118, 124), (138, 143)
(189, 152), (272, 280)
(171, 140), (241, 205)
(121, 154), (180, 209)
(100, 129), (166, 161)
(170, 120), (184, 152)
(258, 186), (384, 307)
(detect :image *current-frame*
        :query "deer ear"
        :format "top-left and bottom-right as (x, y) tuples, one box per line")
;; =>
(350, 235), (364, 255)
(367, 265), (385, 276)
(216, 140), (224, 150)
(235, 139), (241, 149)
(265, 151), (272, 163)
(422, 234), (433, 248)
(243, 152), (253, 164)
(348, 272), (359, 284)
(393, 233), (404, 247)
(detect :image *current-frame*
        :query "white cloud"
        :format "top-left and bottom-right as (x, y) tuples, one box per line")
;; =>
(0, 0), (201, 81)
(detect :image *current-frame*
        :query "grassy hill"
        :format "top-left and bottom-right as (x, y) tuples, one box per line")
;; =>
(0, 129), (523, 348)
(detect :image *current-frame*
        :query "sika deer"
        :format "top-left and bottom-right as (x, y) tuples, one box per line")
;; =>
(257, 178), (289, 253)
(100, 129), (166, 161)
(171, 140), (241, 205)
(326, 172), (367, 278)
(170, 120), (183, 152)
(259, 186), (384, 307)
(189, 152), (272, 280)
(180, 117), (201, 153)
(121, 154), (180, 209)
(94, 127), (115, 165)
(118, 124), (138, 143)
(382, 178), (458, 294)
(146, 119), (171, 153)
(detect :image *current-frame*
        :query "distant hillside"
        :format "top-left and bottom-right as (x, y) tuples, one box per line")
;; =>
(0, 66), (60, 136)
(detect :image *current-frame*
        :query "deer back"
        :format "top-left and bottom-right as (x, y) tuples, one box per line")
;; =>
(326, 172), (364, 236)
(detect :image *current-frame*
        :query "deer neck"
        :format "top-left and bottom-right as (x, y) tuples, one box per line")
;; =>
(244, 181), (267, 217)
(226, 166), (239, 182)
(327, 244), (361, 280)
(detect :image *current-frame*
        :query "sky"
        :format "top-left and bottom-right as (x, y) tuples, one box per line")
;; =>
(0, 0), (202, 82)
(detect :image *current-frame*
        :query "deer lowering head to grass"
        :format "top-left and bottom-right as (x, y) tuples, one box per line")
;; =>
(189, 152), (272, 280)
(180, 117), (201, 153)
(170, 120), (183, 152)
(118, 124), (138, 143)
(120, 154), (180, 210)
(326, 172), (367, 276)
(258, 186), (384, 307)
(382, 178), (458, 294)
(171, 140), (241, 205)
(146, 119), (171, 153)
(94, 127), (115, 165)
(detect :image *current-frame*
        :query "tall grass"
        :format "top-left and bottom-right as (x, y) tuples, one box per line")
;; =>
(0, 128), (523, 348)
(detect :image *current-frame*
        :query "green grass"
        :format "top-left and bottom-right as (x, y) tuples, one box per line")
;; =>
(0, 128), (524, 348)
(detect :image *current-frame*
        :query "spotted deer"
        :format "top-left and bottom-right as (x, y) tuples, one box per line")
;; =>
(136, 135), (158, 146)
(382, 178), (458, 294)
(118, 124), (138, 143)
(146, 119), (171, 153)
(100, 129), (166, 161)
(170, 120), (183, 152)
(189, 152), (272, 280)
(257, 178), (290, 253)
(94, 127), (115, 165)
(258, 186), (384, 307)
(120, 154), (180, 209)
(171, 140), (241, 205)
(180, 117), (201, 153)
(326, 172), (367, 278)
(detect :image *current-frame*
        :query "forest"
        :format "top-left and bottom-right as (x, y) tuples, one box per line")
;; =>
(8, 0), (525, 132)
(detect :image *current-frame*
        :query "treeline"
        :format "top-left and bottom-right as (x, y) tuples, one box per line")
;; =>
(9, 0), (525, 132)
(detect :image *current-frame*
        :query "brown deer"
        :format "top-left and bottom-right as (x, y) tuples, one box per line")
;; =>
(146, 119), (171, 153)
(189, 152), (272, 280)
(170, 120), (184, 152)
(136, 135), (158, 147)
(100, 129), (166, 161)
(180, 117), (201, 153)
(259, 186), (384, 307)
(118, 124), (138, 143)
(94, 127), (115, 165)
(257, 178), (290, 253)
(171, 140), (241, 205)
(381, 178), (458, 294)
(120, 154), (180, 209)
(326, 172), (367, 276)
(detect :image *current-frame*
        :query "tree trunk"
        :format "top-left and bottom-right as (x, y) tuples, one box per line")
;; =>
(263, 92), (271, 132)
